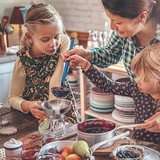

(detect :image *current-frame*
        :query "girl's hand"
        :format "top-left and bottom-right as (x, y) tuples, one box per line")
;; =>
(60, 48), (92, 68)
(28, 101), (48, 119)
(136, 112), (160, 133)
(38, 115), (49, 124)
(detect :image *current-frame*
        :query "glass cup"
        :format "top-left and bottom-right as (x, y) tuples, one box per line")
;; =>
(41, 132), (57, 146)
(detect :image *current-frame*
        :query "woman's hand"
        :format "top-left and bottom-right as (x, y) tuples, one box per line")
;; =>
(60, 48), (92, 68)
(136, 112), (160, 133)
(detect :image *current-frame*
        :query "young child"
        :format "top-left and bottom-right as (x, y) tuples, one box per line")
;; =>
(66, 43), (160, 144)
(8, 3), (79, 124)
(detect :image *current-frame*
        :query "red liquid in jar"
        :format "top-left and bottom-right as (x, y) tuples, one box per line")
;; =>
(42, 138), (55, 146)
(22, 150), (38, 160)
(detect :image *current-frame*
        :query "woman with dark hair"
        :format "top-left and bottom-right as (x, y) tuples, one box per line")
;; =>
(61, 0), (160, 81)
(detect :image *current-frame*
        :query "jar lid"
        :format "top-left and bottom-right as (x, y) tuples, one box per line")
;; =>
(38, 119), (49, 133)
(4, 138), (23, 150)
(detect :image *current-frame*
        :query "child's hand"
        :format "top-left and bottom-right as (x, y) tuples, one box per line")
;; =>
(28, 101), (48, 119)
(67, 55), (90, 71)
(60, 48), (91, 68)
(136, 112), (160, 133)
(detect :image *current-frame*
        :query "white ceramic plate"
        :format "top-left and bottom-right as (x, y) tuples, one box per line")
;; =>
(90, 105), (114, 113)
(114, 104), (135, 111)
(90, 96), (114, 102)
(68, 79), (78, 82)
(69, 82), (79, 86)
(90, 102), (114, 109)
(112, 110), (135, 123)
(90, 92), (114, 100)
(115, 101), (135, 107)
(90, 98), (114, 107)
(91, 87), (113, 96)
(142, 146), (160, 160)
(0, 126), (17, 136)
(115, 95), (134, 102)
(116, 110), (135, 117)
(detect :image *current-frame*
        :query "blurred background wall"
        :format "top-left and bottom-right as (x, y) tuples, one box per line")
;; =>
(0, 0), (109, 46)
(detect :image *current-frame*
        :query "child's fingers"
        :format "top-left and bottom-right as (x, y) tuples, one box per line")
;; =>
(136, 121), (152, 129)
(136, 120), (160, 132)
(60, 51), (68, 61)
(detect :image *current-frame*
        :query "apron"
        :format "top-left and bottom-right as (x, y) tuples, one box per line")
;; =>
(17, 47), (79, 123)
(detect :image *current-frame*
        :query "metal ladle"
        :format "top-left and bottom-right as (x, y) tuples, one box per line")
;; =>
(89, 130), (130, 159)
(117, 123), (142, 130)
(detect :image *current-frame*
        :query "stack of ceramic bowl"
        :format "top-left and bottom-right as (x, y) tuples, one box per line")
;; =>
(89, 87), (114, 113)
(112, 95), (135, 123)
(67, 69), (79, 86)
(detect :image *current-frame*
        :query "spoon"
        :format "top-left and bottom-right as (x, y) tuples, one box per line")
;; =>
(61, 39), (75, 85)
(117, 123), (142, 130)
(0, 103), (4, 129)
(1, 16), (9, 33)
(89, 130), (130, 158)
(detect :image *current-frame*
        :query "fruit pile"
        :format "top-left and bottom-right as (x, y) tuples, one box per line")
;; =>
(116, 150), (139, 159)
(47, 141), (91, 160)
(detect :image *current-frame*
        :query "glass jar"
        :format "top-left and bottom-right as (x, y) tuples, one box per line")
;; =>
(21, 149), (39, 160)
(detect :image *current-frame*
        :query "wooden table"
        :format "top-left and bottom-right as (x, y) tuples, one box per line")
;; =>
(0, 107), (160, 160)
(0, 107), (38, 148)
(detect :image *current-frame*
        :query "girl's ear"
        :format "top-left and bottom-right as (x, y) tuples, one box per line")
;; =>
(138, 11), (148, 24)
(25, 32), (34, 43)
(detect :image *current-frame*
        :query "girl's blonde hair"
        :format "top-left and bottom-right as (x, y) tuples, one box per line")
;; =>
(21, 3), (65, 48)
(131, 43), (160, 87)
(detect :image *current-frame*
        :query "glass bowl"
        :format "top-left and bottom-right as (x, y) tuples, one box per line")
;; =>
(112, 145), (144, 160)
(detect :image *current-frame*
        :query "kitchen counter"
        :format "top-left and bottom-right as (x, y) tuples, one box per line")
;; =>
(0, 52), (17, 64)
(0, 51), (17, 107)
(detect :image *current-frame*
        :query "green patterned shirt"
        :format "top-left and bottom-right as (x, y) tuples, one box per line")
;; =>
(91, 23), (160, 81)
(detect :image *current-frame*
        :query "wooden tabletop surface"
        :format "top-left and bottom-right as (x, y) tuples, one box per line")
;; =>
(0, 107), (38, 148)
(0, 107), (159, 160)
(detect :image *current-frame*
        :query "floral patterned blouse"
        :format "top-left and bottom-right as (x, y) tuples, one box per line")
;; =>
(83, 65), (160, 145)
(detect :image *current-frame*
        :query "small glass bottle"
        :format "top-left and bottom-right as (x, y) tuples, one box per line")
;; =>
(98, 31), (103, 47)
(86, 30), (93, 49)
(92, 31), (99, 48)
(103, 31), (108, 46)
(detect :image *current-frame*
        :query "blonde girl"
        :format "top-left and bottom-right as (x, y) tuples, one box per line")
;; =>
(8, 3), (79, 124)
